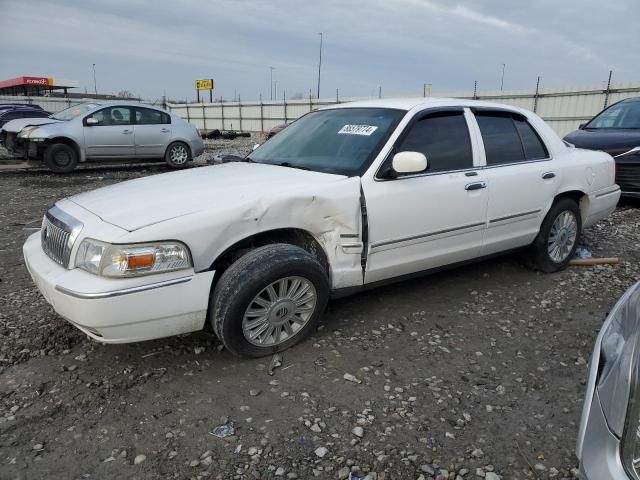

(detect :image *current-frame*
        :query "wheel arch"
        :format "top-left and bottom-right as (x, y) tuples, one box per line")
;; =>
(552, 189), (589, 225)
(44, 137), (83, 162)
(208, 227), (331, 291)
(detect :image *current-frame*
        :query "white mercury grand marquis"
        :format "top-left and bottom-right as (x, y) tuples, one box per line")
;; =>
(23, 98), (621, 357)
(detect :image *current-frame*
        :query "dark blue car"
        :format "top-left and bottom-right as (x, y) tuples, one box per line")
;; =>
(564, 97), (640, 199)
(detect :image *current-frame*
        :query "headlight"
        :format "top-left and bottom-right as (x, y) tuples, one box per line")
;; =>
(75, 238), (192, 277)
(18, 127), (36, 138)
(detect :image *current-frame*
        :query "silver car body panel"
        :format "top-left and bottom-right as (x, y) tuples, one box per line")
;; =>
(577, 280), (640, 479)
(9, 101), (203, 162)
(1, 117), (61, 133)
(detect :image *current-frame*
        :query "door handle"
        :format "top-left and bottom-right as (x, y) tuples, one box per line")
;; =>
(465, 171), (478, 177)
(160, 128), (170, 133)
(465, 181), (487, 191)
(122, 129), (133, 134)
(542, 172), (556, 180)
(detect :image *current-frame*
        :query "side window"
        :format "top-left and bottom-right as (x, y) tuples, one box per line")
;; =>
(135, 108), (170, 125)
(475, 113), (525, 165)
(514, 118), (548, 160)
(89, 107), (131, 126)
(396, 111), (473, 173)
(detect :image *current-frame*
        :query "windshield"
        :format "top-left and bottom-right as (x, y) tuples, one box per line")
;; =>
(586, 101), (640, 129)
(248, 107), (405, 176)
(51, 103), (101, 121)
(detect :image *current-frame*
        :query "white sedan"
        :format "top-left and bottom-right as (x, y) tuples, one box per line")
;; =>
(23, 98), (620, 356)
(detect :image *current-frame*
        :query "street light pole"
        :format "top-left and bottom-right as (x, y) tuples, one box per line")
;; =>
(317, 32), (323, 99)
(500, 63), (505, 91)
(92, 63), (98, 96)
(269, 66), (275, 101)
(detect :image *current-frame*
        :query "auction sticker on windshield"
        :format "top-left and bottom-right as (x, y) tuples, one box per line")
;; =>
(338, 124), (378, 136)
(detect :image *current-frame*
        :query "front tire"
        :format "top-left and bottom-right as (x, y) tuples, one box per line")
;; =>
(210, 244), (329, 357)
(44, 143), (78, 173)
(165, 141), (191, 168)
(529, 198), (581, 272)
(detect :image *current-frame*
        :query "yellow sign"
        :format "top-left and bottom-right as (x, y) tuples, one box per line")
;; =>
(195, 79), (214, 90)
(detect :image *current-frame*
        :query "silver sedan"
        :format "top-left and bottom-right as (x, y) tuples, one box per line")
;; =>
(13, 101), (204, 172)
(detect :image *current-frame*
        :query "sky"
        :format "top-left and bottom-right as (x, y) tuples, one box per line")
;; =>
(0, 0), (638, 102)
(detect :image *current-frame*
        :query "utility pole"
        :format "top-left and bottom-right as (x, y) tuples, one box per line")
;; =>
(500, 63), (505, 91)
(317, 32), (323, 99)
(269, 66), (275, 101)
(92, 63), (97, 96)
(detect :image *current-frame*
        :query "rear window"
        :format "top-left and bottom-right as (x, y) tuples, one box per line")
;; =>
(476, 113), (525, 165)
(476, 112), (549, 165)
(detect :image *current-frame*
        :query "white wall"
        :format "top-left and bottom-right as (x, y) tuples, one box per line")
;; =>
(4, 80), (640, 137)
(167, 81), (640, 137)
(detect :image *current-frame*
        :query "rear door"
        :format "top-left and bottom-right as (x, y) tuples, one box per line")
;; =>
(133, 107), (172, 157)
(471, 109), (555, 255)
(83, 106), (135, 157)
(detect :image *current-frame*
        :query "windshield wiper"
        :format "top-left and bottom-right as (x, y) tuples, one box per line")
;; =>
(220, 154), (252, 163)
(276, 162), (310, 171)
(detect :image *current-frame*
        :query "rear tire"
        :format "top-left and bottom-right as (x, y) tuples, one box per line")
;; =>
(165, 141), (191, 168)
(528, 198), (581, 272)
(210, 244), (329, 357)
(44, 143), (78, 173)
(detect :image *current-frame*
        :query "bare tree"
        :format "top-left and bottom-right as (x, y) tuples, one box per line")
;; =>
(117, 90), (135, 99)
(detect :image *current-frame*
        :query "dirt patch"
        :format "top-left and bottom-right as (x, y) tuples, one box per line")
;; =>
(0, 145), (639, 479)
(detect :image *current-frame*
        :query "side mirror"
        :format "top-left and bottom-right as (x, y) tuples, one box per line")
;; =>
(578, 123), (586, 130)
(391, 151), (428, 174)
(85, 117), (99, 126)
(253, 143), (260, 151)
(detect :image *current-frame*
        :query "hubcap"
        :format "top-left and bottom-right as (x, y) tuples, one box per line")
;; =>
(242, 276), (317, 347)
(170, 145), (188, 164)
(54, 151), (71, 166)
(547, 210), (578, 263)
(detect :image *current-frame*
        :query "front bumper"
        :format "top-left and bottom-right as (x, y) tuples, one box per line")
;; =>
(23, 232), (215, 343)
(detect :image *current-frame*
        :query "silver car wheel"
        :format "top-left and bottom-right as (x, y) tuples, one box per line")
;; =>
(242, 276), (317, 347)
(169, 144), (189, 165)
(547, 210), (578, 263)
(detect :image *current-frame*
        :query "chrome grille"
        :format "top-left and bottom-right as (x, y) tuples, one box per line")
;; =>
(41, 206), (83, 268)
(616, 164), (640, 193)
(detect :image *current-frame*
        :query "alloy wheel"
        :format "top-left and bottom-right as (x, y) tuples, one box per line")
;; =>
(547, 210), (578, 263)
(242, 276), (317, 347)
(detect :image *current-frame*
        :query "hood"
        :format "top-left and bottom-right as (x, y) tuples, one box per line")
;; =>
(564, 128), (640, 156)
(67, 162), (349, 231)
(2, 117), (61, 133)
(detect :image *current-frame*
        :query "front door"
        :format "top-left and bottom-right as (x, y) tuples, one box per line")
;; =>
(133, 107), (172, 157)
(83, 106), (135, 157)
(363, 108), (489, 284)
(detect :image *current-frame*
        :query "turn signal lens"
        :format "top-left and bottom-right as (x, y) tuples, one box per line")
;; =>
(127, 253), (155, 270)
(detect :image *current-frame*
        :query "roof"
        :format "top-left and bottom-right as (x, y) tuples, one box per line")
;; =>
(323, 97), (528, 113)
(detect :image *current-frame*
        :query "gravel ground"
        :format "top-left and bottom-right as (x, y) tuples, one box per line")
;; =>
(0, 140), (639, 479)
